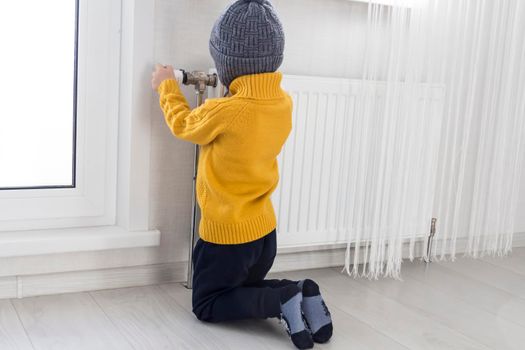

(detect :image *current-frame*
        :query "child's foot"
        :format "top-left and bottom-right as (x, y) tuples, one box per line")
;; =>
(297, 279), (333, 343)
(279, 285), (314, 349)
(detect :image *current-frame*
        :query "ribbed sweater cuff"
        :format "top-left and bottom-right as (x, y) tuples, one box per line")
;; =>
(157, 79), (179, 95)
(199, 212), (277, 245)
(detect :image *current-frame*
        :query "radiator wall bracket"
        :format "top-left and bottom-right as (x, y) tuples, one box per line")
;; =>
(425, 218), (437, 263)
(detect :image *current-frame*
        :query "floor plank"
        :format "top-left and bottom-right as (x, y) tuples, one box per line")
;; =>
(92, 285), (234, 350)
(481, 247), (525, 276)
(159, 282), (292, 350)
(402, 259), (525, 328)
(11, 292), (132, 350)
(4, 253), (525, 349)
(438, 256), (525, 298)
(350, 262), (525, 350)
(281, 268), (490, 350)
(0, 300), (33, 350)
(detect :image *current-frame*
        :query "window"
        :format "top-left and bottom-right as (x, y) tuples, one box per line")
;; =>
(0, 1), (78, 189)
(0, 0), (121, 232)
(0, 0), (160, 257)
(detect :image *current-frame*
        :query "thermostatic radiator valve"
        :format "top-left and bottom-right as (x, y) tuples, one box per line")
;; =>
(173, 69), (218, 92)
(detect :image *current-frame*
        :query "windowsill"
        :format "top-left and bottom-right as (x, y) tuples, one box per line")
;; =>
(0, 226), (160, 258)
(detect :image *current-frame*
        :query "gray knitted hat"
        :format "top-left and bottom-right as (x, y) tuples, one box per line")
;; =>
(209, 0), (285, 88)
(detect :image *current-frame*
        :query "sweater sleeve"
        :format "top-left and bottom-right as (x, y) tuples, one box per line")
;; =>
(157, 79), (235, 146)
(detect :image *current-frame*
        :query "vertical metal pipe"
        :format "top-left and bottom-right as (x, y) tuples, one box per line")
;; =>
(425, 218), (437, 263)
(185, 90), (205, 289)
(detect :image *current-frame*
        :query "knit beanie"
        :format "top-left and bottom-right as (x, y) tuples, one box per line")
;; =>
(209, 0), (285, 88)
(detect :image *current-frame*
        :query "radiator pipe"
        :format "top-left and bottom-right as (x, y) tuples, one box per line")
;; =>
(174, 69), (218, 289)
(425, 218), (437, 263)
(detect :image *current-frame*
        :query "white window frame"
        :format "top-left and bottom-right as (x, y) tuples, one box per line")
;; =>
(0, 0), (160, 257)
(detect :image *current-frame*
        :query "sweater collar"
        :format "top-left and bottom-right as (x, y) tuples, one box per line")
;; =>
(229, 72), (285, 99)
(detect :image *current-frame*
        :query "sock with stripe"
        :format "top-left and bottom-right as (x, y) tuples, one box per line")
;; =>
(297, 279), (333, 343)
(279, 284), (314, 349)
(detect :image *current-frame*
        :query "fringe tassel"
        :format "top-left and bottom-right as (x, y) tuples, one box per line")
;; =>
(338, 0), (525, 280)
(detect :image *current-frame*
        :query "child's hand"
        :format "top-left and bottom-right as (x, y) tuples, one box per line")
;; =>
(151, 64), (175, 90)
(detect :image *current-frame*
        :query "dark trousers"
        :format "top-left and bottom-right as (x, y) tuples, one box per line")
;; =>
(191, 229), (297, 322)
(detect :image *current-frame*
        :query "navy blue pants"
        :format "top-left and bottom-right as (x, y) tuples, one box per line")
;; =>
(191, 229), (297, 322)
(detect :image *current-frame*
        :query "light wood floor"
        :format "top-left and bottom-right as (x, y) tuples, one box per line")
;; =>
(2, 247), (525, 350)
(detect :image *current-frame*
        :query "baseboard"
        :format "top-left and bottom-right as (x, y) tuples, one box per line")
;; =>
(0, 226), (161, 258)
(511, 231), (525, 247)
(2, 231), (524, 299)
(0, 276), (17, 299)
(2, 262), (186, 299)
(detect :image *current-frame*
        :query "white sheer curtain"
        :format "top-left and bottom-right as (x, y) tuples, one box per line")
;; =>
(343, 0), (525, 278)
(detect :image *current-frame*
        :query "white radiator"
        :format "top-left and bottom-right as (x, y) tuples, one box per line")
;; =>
(274, 74), (445, 249)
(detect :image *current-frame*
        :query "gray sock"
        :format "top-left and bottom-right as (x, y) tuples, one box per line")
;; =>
(279, 285), (313, 349)
(298, 279), (333, 343)
(281, 293), (305, 334)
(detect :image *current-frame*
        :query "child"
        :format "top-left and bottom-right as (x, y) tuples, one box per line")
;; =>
(151, 1), (332, 348)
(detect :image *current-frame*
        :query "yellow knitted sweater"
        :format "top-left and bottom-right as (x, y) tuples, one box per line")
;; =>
(158, 72), (292, 244)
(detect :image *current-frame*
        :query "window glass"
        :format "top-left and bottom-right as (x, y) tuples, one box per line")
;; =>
(0, 0), (77, 189)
